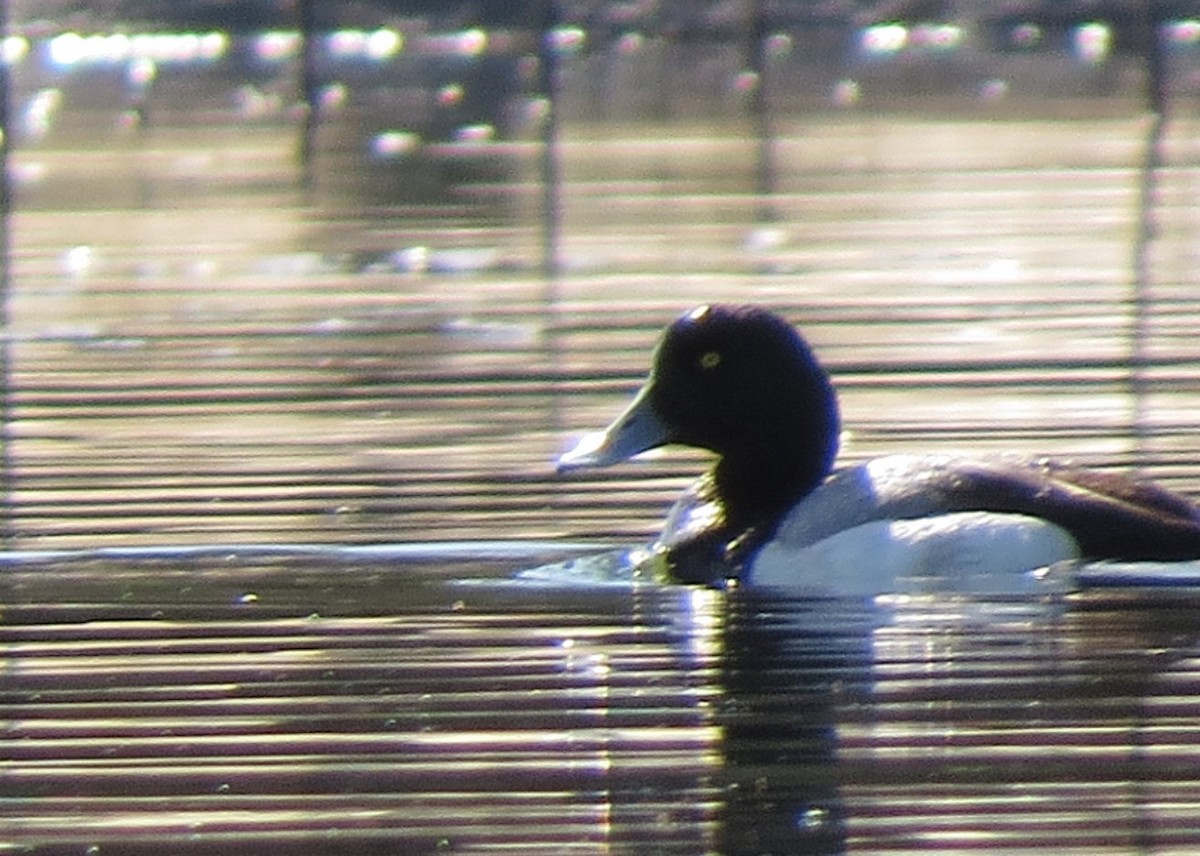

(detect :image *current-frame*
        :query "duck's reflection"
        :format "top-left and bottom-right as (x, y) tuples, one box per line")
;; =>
(697, 585), (1200, 855)
(714, 589), (862, 854)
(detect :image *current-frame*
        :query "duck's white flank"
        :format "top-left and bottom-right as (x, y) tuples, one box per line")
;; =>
(751, 511), (1081, 595)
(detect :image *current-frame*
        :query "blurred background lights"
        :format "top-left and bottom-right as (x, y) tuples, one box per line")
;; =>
(1011, 22), (1043, 49)
(437, 82), (464, 107)
(861, 23), (907, 56)
(366, 27), (402, 59)
(456, 27), (487, 56)
(327, 29), (367, 58)
(860, 22), (962, 57)
(830, 78), (860, 107)
(764, 32), (793, 59)
(426, 27), (487, 57)
(254, 30), (301, 63)
(48, 30), (227, 69)
(731, 69), (759, 94)
(616, 31), (643, 55)
(234, 84), (282, 119)
(319, 82), (347, 110)
(370, 130), (419, 159)
(1073, 22), (1112, 64)
(21, 88), (61, 139)
(1165, 19), (1200, 45)
(327, 28), (402, 61)
(453, 123), (494, 143)
(127, 56), (157, 87)
(912, 23), (963, 51)
(548, 26), (586, 54)
(979, 78), (1009, 102)
(3, 35), (28, 65)
(521, 96), (551, 126)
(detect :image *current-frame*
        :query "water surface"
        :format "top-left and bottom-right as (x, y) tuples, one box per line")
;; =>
(5, 32), (1200, 853)
(5, 547), (1200, 854)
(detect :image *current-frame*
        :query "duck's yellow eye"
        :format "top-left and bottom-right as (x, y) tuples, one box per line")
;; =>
(699, 351), (721, 370)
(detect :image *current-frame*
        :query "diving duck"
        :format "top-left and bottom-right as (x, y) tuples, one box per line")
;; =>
(558, 305), (1200, 592)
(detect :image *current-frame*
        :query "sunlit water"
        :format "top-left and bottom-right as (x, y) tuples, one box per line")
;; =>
(5, 23), (1200, 855)
(9, 104), (1200, 553)
(6, 545), (1200, 854)
(8, 124), (1200, 849)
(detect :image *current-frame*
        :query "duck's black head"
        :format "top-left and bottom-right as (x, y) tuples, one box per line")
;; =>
(559, 304), (841, 527)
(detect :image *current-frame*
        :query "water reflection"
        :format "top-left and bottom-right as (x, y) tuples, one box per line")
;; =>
(7, 20), (1200, 551)
(7, 552), (1200, 853)
(4, 6), (1200, 853)
(717, 591), (858, 854)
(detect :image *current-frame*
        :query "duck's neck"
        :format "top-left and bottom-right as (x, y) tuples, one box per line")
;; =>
(691, 327), (842, 541)
(668, 398), (839, 586)
(714, 403), (841, 533)
(715, 449), (831, 529)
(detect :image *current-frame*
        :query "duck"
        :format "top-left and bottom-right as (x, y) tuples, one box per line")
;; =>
(556, 304), (1200, 593)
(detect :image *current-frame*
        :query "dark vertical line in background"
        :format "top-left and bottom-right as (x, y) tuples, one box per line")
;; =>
(0, 0), (14, 546)
(538, 0), (563, 285)
(298, 0), (320, 192)
(746, 0), (777, 224)
(1129, 7), (1167, 468)
(537, 0), (568, 460)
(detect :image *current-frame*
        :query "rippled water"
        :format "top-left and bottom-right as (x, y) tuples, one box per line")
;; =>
(6, 548), (1200, 854)
(10, 115), (1200, 551)
(6, 20), (1200, 853)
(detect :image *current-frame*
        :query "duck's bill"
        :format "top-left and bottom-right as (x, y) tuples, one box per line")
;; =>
(557, 382), (671, 471)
